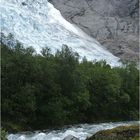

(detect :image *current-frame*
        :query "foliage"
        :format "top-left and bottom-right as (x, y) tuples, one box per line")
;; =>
(1, 128), (7, 140)
(1, 43), (139, 130)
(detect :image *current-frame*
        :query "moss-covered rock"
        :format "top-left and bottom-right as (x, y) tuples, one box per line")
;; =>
(86, 125), (139, 140)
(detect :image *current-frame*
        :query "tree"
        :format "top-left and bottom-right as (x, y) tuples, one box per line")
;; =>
(1, 41), (139, 131)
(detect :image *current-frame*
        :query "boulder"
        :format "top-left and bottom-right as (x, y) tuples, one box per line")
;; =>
(63, 135), (79, 140)
(86, 125), (139, 140)
(21, 2), (27, 6)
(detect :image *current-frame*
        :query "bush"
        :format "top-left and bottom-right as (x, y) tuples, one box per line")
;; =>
(1, 128), (7, 140)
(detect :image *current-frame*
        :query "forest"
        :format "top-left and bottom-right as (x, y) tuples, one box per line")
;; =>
(1, 42), (139, 131)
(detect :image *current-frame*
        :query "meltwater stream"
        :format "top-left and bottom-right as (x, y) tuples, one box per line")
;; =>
(7, 121), (139, 140)
(0, 0), (120, 66)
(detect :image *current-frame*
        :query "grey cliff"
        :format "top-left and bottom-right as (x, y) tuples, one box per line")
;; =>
(49, 0), (139, 62)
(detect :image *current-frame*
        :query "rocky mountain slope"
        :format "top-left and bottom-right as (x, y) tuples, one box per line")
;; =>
(49, 0), (139, 62)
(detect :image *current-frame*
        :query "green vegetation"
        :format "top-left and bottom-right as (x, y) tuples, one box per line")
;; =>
(86, 125), (139, 140)
(1, 128), (8, 140)
(1, 43), (139, 131)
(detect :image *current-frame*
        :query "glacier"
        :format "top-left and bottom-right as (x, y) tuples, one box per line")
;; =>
(0, 0), (121, 66)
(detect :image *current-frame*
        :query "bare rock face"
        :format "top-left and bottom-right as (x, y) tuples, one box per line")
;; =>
(49, 0), (139, 62)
